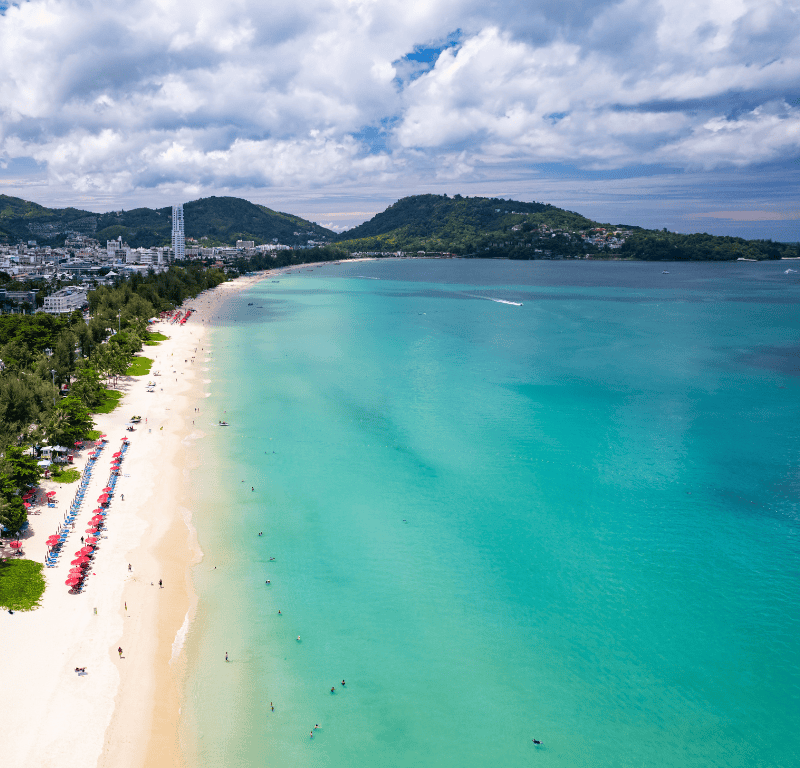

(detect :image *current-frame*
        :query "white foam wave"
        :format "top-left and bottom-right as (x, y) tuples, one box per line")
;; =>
(169, 610), (190, 665)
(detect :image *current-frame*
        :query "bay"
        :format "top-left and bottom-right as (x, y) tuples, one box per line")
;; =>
(181, 259), (800, 767)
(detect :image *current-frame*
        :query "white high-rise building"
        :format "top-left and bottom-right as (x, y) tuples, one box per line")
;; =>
(172, 204), (185, 260)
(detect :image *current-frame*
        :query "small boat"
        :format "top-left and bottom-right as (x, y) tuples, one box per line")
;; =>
(662, 271), (669, 274)
(248, 302), (253, 306)
(785, 269), (797, 274)
(218, 421), (229, 427)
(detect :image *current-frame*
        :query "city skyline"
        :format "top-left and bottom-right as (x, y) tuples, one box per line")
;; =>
(0, 1), (798, 241)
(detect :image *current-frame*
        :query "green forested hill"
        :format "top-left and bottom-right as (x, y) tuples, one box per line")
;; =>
(336, 194), (797, 260)
(338, 195), (597, 254)
(336, 194), (600, 255)
(0, 195), (335, 248)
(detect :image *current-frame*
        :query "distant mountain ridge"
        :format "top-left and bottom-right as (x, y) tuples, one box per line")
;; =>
(0, 195), (335, 248)
(1, 193), (795, 261)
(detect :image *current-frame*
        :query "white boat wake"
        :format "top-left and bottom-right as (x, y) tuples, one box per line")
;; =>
(464, 294), (523, 306)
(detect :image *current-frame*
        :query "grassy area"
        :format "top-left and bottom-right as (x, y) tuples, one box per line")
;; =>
(93, 389), (123, 414)
(86, 429), (102, 440)
(126, 356), (153, 376)
(0, 558), (46, 611)
(50, 466), (81, 483)
(144, 331), (169, 346)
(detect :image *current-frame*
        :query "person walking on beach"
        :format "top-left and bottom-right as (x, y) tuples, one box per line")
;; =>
(118, 647), (123, 658)
(159, 579), (163, 588)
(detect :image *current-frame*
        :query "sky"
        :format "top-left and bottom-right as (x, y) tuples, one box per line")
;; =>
(0, 0), (799, 240)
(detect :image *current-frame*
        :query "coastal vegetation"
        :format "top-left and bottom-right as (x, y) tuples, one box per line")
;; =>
(126, 356), (153, 376)
(49, 466), (81, 484)
(0, 264), (226, 536)
(144, 331), (169, 346)
(0, 558), (45, 611)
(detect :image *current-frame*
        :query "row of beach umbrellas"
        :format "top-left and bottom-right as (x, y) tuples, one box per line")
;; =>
(66, 436), (127, 590)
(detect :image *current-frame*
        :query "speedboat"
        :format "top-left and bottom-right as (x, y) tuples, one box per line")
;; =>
(218, 421), (229, 427)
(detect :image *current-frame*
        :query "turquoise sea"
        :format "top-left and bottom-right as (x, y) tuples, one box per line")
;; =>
(182, 259), (800, 767)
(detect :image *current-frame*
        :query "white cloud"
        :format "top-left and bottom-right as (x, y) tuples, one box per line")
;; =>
(0, 0), (798, 202)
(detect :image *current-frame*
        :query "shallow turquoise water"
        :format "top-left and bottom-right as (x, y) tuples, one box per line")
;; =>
(183, 260), (800, 767)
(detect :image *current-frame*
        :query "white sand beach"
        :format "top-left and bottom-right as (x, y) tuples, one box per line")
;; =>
(0, 274), (262, 768)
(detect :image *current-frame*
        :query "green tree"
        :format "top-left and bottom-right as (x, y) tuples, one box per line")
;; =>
(70, 365), (105, 410)
(46, 396), (94, 447)
(0, 493), (27, 536)
(2, 446), (43, 489)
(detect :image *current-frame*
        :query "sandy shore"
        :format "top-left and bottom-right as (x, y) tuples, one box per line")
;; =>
(0, 273), (262, 768)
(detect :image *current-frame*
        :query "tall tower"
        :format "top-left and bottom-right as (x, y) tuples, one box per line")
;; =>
(172, 204), (185, 260)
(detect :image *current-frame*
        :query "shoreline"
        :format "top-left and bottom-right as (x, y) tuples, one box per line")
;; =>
(0, 272), (263, 768)
(99, 274), (266, 768)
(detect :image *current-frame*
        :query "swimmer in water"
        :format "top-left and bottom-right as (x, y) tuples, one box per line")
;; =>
(331, 687), (335, 693)
(266, 580), (270, 584)
(532, 739), (542, 745)
(341, 680), (345, 686)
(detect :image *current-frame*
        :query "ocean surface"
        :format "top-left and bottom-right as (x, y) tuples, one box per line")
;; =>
(181, 259), (800, 767)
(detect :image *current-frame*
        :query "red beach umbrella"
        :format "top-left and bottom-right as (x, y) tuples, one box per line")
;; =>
(47, 491), (57, 497)
(23, 502), (31, 508)
(103, 486), (112, 492)
(76, 555), (90, 564)
(9, 541), (22, 549)
(86, 536), (98, 544)
(112, 452), (122, 458)
(71, 557), (85, 565)
(46, 535), (59, 545)
(80, 545), (94, 554)
(99, 433), (107, 438)
(66, 577), (81, 586)
(91, 517), (104, 525)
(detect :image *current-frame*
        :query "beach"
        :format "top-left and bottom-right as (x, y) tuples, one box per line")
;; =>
(0, 274), (261, 768)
